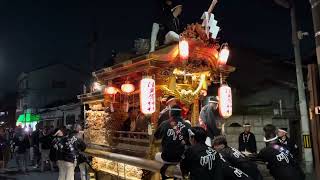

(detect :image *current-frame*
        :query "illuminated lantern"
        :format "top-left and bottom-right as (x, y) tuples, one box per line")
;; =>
(218, 44), (230, 65)
(140, 77), (156, 114)
(218, 84), (232, 119)
(179, 40), (189, 61)
(121, 81), (135, 93)
(105, 86), (117, 95)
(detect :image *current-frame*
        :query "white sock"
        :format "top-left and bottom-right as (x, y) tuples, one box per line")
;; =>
(164, 31), (180, 44)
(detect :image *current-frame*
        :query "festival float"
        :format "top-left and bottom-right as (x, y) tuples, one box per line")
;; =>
(78, 3), (235, 180)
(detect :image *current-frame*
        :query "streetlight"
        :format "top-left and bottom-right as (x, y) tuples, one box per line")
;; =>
(273, 0), (313, 173)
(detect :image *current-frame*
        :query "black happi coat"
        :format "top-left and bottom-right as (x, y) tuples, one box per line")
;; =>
(54, 133), (86, 163)
(219, 154), (253, 180)
(257, 143), (305, 180)
(278, 136), (299, 158)
(154, 117), (191, 162)
(180, 143), (223, 180)
(218, 146), (262, 180)
(238, 132), (257, 153)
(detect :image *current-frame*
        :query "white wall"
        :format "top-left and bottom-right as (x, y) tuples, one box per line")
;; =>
(17, 64), (88, 111)
(224, 115), (289, 152)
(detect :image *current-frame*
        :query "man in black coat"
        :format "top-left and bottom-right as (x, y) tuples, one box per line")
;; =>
(277, 127), (299, 158)
(199, 96), (221, 146)
(180, 127), (223, 180)
(13, 127), (30, 173)
(55, 129), (86, 180)
(257, 124), (305, 180)
(31, 124), (41, 168)
(213, 135), (262, 180)
(238, 123), (257, 154)
(154, 105), (191, 179)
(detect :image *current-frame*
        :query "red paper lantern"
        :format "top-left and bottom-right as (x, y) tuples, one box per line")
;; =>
(218, 45), (230, 65)
(218, 84), (232, 119)
(179, 40), (189, 61)
(140, 77), (156, 115)
(121, 81), (135, 93)
(105, 86), (117, 95)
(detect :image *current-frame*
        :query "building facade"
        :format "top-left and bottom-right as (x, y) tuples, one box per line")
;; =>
(16, 63), (89, 127)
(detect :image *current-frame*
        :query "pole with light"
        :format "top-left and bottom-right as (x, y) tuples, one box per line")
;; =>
(273, 0), (313, 172)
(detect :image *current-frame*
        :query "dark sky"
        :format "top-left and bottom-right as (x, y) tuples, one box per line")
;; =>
(0, 0), (314, 93)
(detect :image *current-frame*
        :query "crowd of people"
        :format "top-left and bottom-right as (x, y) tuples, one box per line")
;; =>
(153, 97), (306, 180)
(0, 124), (87, 180)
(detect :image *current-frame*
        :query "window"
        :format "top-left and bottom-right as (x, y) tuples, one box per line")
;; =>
(52, 80), (66, 88)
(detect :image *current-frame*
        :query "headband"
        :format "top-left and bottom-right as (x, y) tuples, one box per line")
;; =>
(263, 136), (278, 142)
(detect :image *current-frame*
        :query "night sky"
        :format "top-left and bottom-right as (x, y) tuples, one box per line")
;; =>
(0, 0), (314, 93)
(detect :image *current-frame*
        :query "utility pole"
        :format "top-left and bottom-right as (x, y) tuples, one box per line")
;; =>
(310, 0), (320, 80)
(307, 64), (320, 179)
(274, 0), (314, 172)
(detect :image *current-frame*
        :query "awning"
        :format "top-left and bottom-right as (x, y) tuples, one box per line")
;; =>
(17, 113), (40, 123)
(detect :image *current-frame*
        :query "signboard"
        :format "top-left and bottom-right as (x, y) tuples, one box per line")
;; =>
(303, 135), (312, 148)
(315, 106), (320, 115)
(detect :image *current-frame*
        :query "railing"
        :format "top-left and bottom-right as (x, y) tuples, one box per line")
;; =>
(112, 131), (150, 139)
(85, 148), (182, 178)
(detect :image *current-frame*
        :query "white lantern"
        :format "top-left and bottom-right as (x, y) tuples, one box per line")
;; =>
(218, 44), (230, 65)
(218, 84), (232, 119)
(140, 77), (156, 115)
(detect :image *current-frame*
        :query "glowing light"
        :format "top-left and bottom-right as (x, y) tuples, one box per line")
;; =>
(105, 86), (118, 95)
(218, 45), (230, 65)
(140, 77), (156, 115)
(121, 82), (135, 93)
(93, 82), (103, 92)
(218, 85), (232, 119)
(179, 40), (189, 61)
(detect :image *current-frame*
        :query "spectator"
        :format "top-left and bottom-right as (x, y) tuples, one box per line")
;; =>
(0, 128), (9, 169)
(213, 135), (262, 180)
(13, 127), (30, 173)
(39, 127), (54, 172)
(135, 111), (149, 132)
(51, 128), (65, 167)
(238, 123), (257, 154)
(122, 107), (137, 132)
(74, 124), (88, 180)
(54, 126), (86, 180)
(31, 124), (41, 168)
(180, 127), (223, 180)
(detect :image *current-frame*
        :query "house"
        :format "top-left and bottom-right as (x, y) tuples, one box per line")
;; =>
(220, 47), (303, 153)
(38, 101), (83, 128)
(16, 63), (90, 128)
